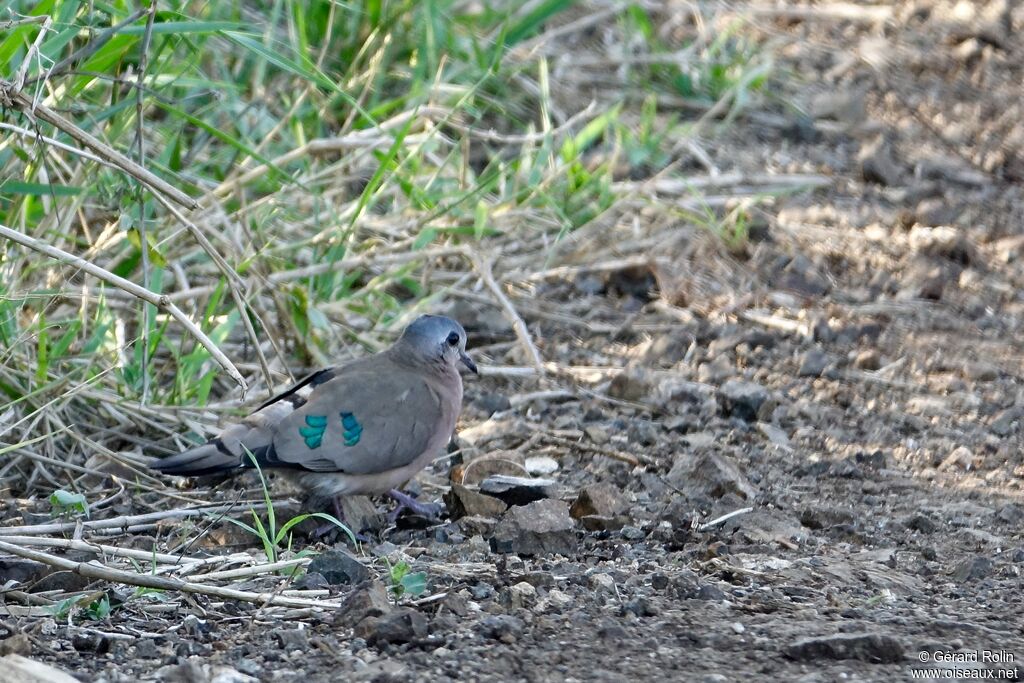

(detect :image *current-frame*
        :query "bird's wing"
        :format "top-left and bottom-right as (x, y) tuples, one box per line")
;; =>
(269, 365), (447, 475)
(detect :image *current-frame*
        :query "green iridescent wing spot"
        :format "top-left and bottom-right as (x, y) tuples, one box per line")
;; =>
(340, 411), (363, 447)
(299, 415), (327, 449)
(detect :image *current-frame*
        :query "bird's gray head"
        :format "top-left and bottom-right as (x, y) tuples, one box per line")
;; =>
(396, 315), (478, 374)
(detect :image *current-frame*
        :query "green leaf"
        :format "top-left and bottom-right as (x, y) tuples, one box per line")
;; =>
(399, 572), (427, 597)
(0, 182), (82, 197)
(49, 489), (88, 518)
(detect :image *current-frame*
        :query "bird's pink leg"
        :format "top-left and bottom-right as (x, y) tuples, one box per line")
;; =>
(387, 489), (446, 522)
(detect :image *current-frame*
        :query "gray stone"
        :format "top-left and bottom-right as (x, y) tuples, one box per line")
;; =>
(718, 380), (769, 421)
(336, 581), (392, 628)
(479, 475), (557, 506)
(798, 348), (829, 377)
(356, 608), (428, 647)
(859, 137), (902, 186)
(489, 499), (576, 556)
(444, 484), (508, 520)
(481, 615), (524, 643)
(307, 549), (370, 586)
(570, 483), (628, 519)
(951, 556), (992, 582)
(785, 632), (904, 663)
(667, 452), (757, 501)
(272, 628), (308, 651)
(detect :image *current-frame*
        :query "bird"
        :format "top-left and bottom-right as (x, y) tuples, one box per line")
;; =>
(152, 315), (477, 520)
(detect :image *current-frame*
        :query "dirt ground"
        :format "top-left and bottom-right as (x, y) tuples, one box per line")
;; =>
(3, 2), (1024, 681)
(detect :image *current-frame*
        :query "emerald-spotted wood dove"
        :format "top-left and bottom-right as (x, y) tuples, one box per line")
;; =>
(153, 315), (476, 516)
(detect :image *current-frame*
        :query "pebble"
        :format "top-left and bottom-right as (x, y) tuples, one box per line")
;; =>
(356, 608), (428, 646)
(479, 475), (557, 506)
(798, 348), (829, 377)
(444, 484), (508, 520)
(524, 456), (559, 476)
(667, 452), (757, 501)
(785, 632), (904, 663)
(718, 380), (770, 422)
(570, 483), (628, 519)
(308, 549), (370, 586)
(489, 499), (576, 556)
(480, 615), (524, 643)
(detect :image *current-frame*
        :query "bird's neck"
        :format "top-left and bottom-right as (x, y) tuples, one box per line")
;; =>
(385, 344), (461, 386)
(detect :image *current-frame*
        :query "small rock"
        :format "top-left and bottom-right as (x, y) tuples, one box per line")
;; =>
(798, 348), (830, 377)
(456, 515), (500, 536)
(996, 504), (1023, 525)
(481, 615), (524, 643)
(785, 632), (904, 663)
(272, 628), (308, 651)
(951, 556), (992, 582)
(800, 507), (856, 530)
(356, 608), (428, 647)
(0, 634), (31, 656)
(939, 446), (975, 471)
(579, 515), (626, 532)
(444, 484), (508, 520)
(718, 381), (769, 422)
(909, 225), (974, 264)
(570, 483), (628, 519)
(853, 349), (881, 371)
(962, 362), (998, 382)
(621, 596), (658, 617)
(504, 582), (537, 608)
(336, 581), (392, 628)
(695, 584), (726, 601)
(597, 622), (630, 642)
(608, 371), (654, 402)
(667, 452), (757, 501)
(859, 137), (902, 186)
(589, 573), (615, 593)
(905, 514), (938, 534)
(307, 550), (370, 586)
(134, 639), (159, 659)
(490, 499), (576, 555)
(475, 392), (512, 415)
(524, 456), (559, 476)
(990, 406), (1023, 436)
(546, 589), (573, 610)
(479, 475), (557, 506)
(773, 254), (830, 298)
(620, 526), (646, 541)
(913, 198), (960, 227)
(584, 425), (610, 445)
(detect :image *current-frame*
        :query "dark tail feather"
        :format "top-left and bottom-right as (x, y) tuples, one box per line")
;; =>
(152, 440), (243, 477)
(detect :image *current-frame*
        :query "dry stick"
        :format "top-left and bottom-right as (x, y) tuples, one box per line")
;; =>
(5, 536), (207, 566)
(469, 252), (545, 375)
(0, 87), (196, 209)
(151, 193), (273, 392)
(0, 15), (49, 29)
(267, 244), (465, 282)
(0, 540), (342, 609)
(135, 0), (157, 405)
(0, 224), (246, 389)
(541, 432), (650, 468)
(0, 503), (266, 537)
(29, 8), (148, 84)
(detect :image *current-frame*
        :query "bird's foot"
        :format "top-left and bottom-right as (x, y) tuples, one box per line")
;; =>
(387, 489), (446, 524)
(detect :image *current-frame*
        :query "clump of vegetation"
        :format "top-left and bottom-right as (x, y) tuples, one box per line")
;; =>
(0, 1), (777, 496)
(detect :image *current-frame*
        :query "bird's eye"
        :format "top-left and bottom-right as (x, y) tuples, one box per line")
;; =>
(446, 331), (460, 346)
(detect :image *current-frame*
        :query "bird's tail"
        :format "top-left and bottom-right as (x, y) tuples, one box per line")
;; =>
(151, 440), (243, 477)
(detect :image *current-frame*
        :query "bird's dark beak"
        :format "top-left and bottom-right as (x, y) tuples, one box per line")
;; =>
(459, 350), (478, 375)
